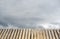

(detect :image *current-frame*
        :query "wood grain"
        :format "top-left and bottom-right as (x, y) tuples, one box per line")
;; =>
(0, 29), (60, 39)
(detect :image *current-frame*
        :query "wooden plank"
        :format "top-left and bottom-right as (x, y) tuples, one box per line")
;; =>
(4, 29), (10, 39)
(48, 30), (53, 39)
(31, 29), (34, 39)
(54, 30), (59, 39)
(0, 29), (5, 39)
(51, 30), (55, 39)
(43, 30), (46, 39)
(16, 29), (20, 39)
(1, 29), (7, 39)
(28, 29), (31, 39)
(13, 29), (18, 39)
(25, 29), (28, 39)
(36, 31), (40, 39)
(45, 30), (49, 39)
(22, 29), (26, 39)
(9, 29), (15, 39)
(33, 30), (36, 39)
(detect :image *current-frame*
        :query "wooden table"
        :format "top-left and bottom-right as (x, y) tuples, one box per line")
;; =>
(0, 29), (60, 39)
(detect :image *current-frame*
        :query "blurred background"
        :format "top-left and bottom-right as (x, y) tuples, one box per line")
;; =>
(0, 0), (60, 29)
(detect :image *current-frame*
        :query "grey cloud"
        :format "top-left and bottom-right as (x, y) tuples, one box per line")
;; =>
(0, 0), (60, 29)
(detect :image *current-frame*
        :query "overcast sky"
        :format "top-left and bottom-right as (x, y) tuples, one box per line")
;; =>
(0, 0), (60, 29)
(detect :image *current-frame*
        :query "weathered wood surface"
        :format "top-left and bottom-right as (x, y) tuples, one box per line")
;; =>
(0, 29), (60, 39)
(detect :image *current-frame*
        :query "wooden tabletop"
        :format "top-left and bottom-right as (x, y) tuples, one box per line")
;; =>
(0, 29), (60, 39)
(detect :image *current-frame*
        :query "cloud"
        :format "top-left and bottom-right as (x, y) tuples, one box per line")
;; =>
(0, 0), (60, 29)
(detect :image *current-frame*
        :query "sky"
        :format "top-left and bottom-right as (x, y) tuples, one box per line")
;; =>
(0, 0), (60, 29)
